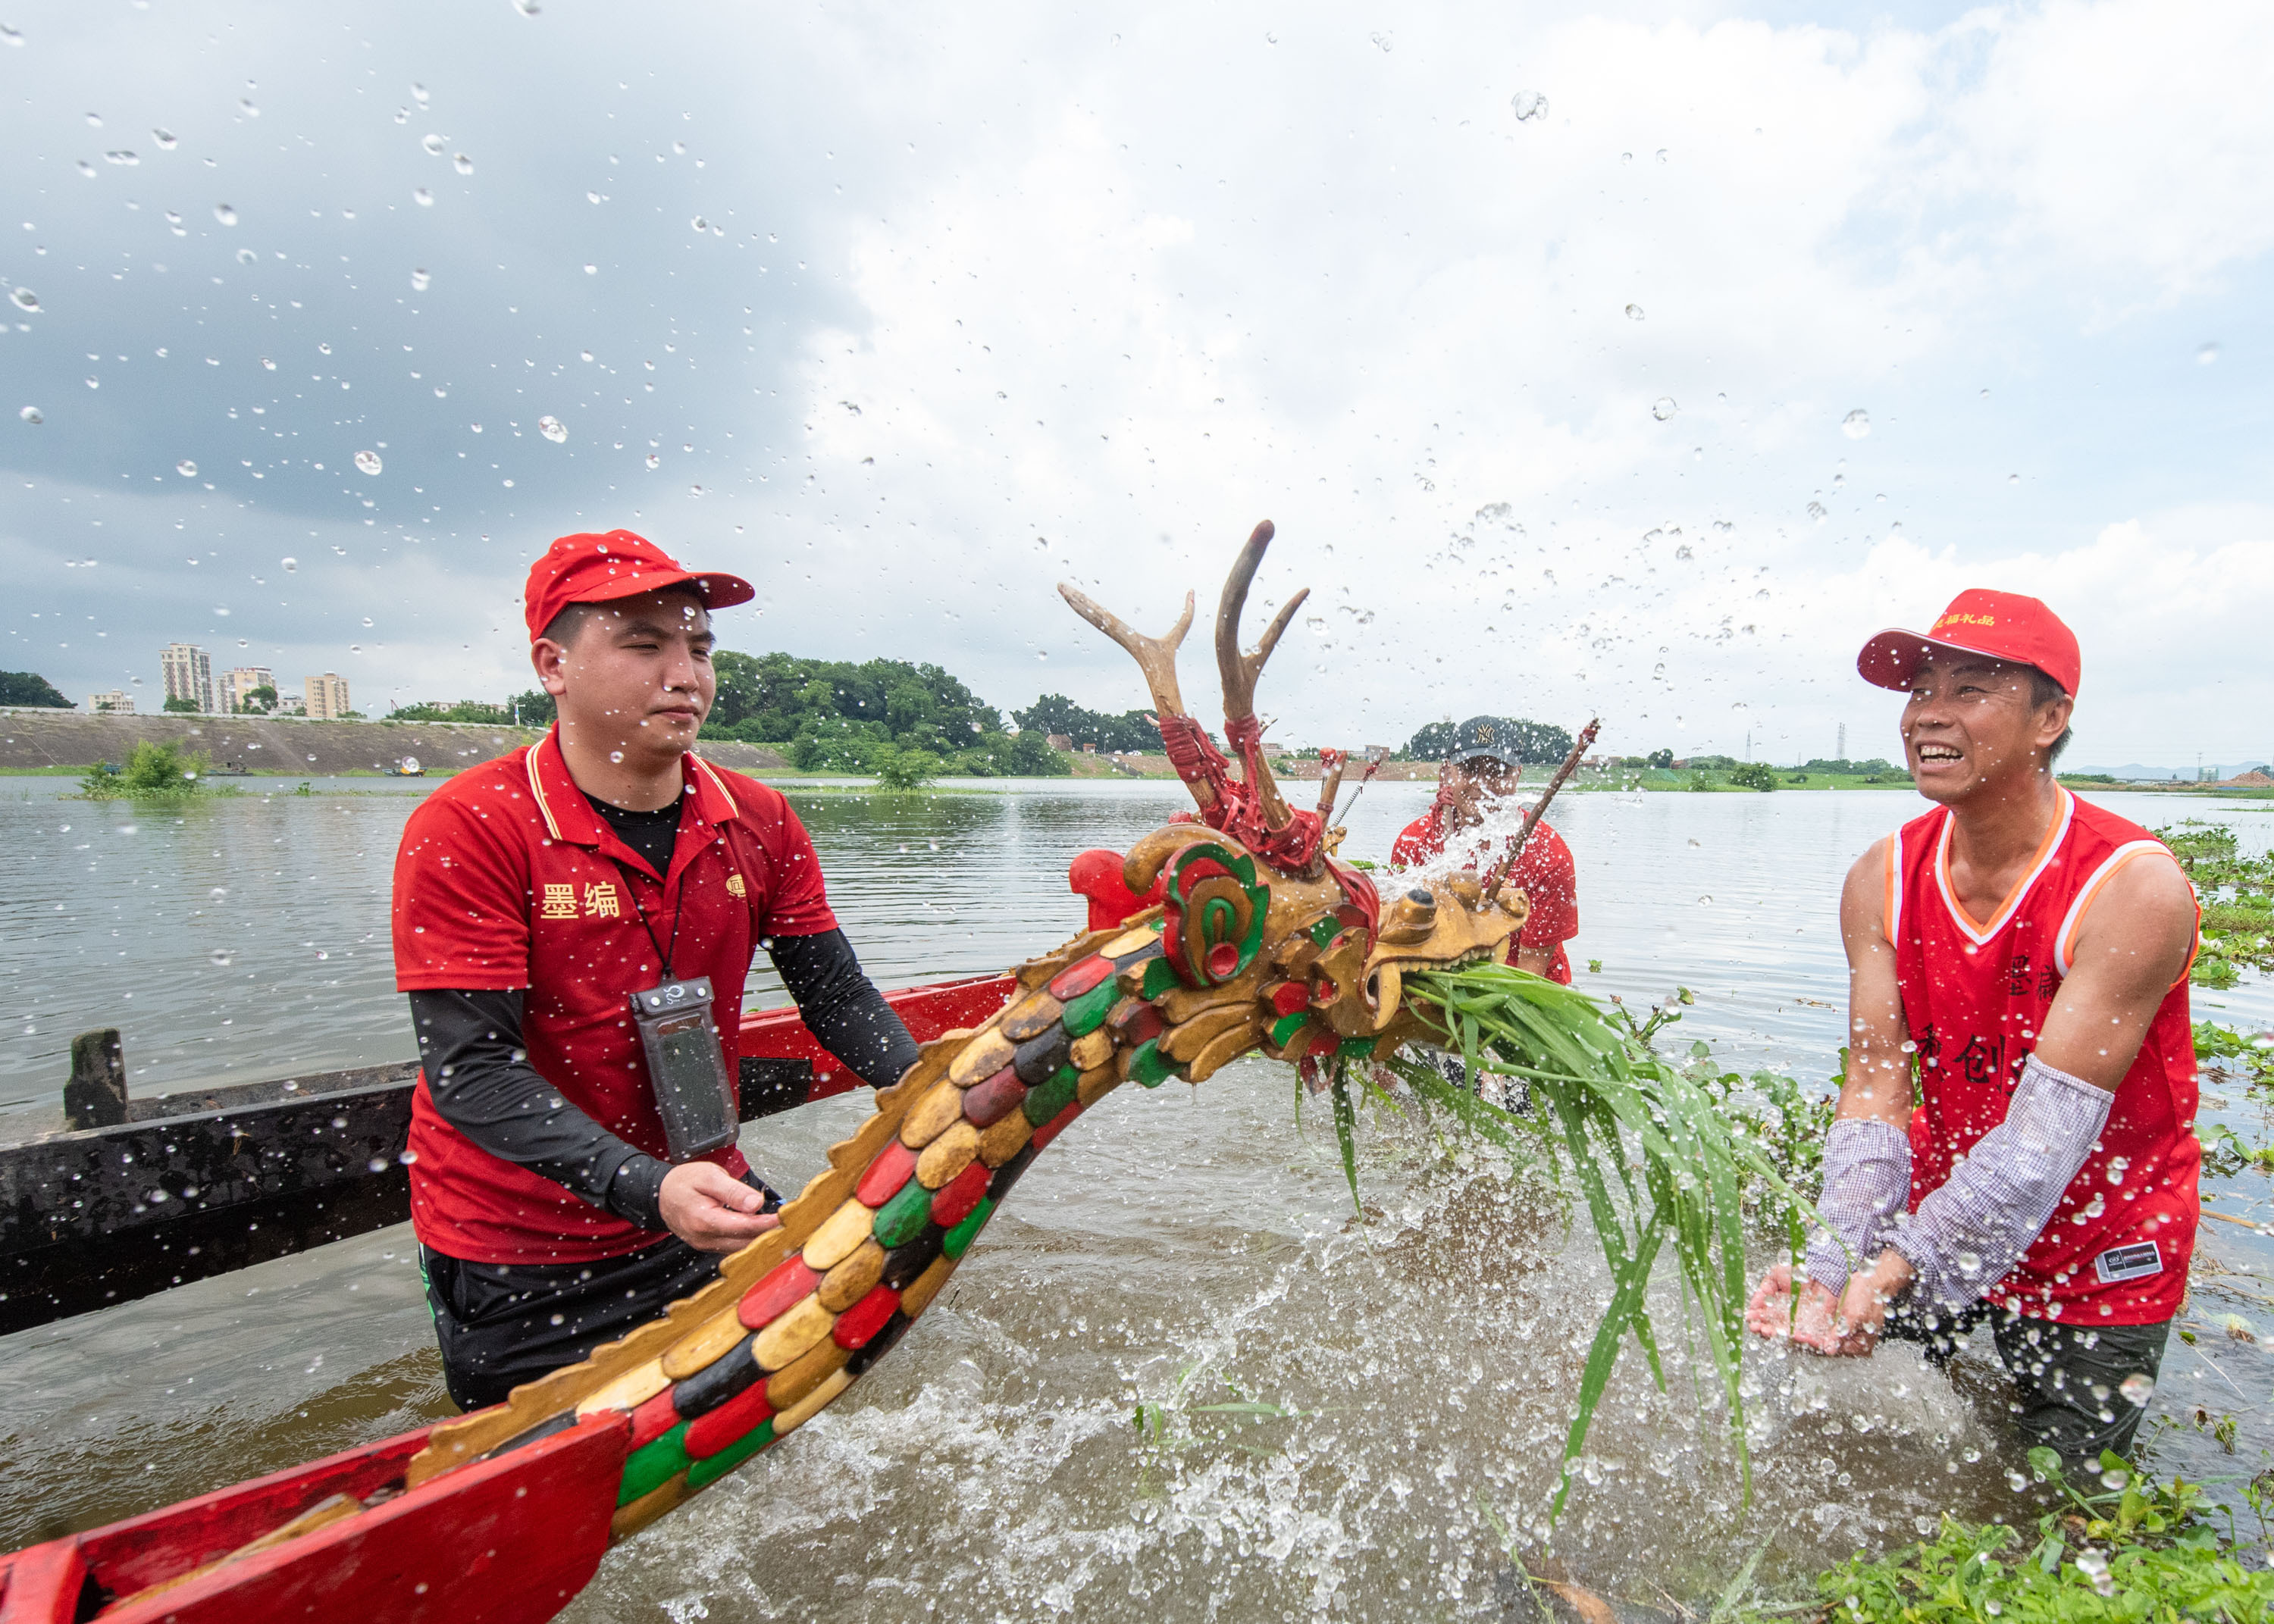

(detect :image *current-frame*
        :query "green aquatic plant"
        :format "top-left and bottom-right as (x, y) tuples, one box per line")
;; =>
(77, 740), (211, 800)
(1355, 964), (1818, 1513)
(1728, 1451), (2274, 1623)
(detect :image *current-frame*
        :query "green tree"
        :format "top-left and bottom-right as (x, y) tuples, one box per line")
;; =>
(240, 684), (277, 715)
(1399, 716), (1575, 764)
(1646, 748), (1674, 769)
(1010, 693), (1162, 753)
(0, 671), (71, 707)
(508, 689), (556, 726)
(873, 746), (941, 790)
(1728, 761), (1779, 791)
(162, 695), (201, 714)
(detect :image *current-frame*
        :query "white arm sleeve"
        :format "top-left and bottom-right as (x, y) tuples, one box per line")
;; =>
(1801, 1118), (1912, 1298)
(1886, 1053), (2112, 1313)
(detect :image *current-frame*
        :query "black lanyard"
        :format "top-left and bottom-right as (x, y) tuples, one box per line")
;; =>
(612, 857), (691, 982)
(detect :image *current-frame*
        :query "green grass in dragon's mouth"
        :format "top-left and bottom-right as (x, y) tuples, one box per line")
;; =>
(1327, 962), (1817, 1519)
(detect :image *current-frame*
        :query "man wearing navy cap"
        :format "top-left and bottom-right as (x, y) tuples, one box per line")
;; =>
(1390, 715), (1580, 983)
(392, 529), (921, 1410)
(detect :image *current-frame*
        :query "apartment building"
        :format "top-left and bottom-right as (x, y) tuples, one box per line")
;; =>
(304, 672), (352, 720)
(159, 643), (215, 713)
(222, 665), (276, 713)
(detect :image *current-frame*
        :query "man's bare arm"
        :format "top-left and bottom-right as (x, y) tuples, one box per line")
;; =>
(2034, 853), (2197, 1090)
(1835, 837), (1912, 1128)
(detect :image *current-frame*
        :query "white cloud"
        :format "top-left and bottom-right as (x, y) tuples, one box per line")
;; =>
(5, 0), (2269, 766)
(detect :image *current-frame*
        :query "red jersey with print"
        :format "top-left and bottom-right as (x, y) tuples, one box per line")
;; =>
(391, 731), (839, 1263)
(1886, 788), (2198, 1324)
(1390, 805), (1578, 984)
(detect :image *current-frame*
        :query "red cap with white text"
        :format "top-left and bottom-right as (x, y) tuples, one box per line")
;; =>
(1856, 588), (2081, 698)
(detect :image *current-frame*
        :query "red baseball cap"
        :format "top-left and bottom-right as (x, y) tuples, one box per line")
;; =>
(1856, 587), (2081, 698)
(523, 529), (754, 642)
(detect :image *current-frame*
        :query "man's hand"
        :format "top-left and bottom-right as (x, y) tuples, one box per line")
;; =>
(659, 1162), (781, 1253)
(1745, 1255), (1913, 1356)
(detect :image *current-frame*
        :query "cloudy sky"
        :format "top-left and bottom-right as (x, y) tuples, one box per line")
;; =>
(2, 0), (2269, 770)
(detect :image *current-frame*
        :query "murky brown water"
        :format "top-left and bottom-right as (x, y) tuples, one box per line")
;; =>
(3, 779), (2270, 1616)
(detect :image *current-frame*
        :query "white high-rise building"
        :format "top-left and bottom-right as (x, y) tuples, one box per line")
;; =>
(160, 643), (215, 712)
(86, 690), (133, 714)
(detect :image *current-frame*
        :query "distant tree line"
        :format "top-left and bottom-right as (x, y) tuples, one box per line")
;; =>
(1399, 718), (1576, 764)
(700, 652), (1068, 776)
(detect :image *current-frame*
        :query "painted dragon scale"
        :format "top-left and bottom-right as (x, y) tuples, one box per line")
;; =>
(96, 524), (1532, 1609)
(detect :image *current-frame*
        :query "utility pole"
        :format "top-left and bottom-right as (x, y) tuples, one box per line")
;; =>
(1837, 721), (1846, 765)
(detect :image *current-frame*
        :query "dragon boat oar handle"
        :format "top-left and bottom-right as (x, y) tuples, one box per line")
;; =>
(1481, 718), (1599, 896)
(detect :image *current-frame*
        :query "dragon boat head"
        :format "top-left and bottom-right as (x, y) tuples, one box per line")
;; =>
(1051, 521), (1529, 1081)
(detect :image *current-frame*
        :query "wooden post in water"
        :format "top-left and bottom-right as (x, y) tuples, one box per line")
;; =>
(64, 1028), (127, 1131)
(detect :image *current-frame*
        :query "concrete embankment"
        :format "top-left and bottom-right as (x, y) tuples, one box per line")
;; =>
(0, 709), (790, 777)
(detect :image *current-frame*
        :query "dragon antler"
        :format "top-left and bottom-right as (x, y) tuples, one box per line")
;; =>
(1061, 521), (1329, 877)
(1215, 520), (1307, 833)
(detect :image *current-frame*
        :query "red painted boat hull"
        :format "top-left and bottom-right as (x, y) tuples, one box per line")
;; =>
(0, 972), (1018, 1624)
(0, 1415), (628, 1624)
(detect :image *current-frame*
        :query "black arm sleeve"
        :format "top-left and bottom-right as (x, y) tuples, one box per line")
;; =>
(767, 929), (922, 1089)
(406, 989), (671, 1234)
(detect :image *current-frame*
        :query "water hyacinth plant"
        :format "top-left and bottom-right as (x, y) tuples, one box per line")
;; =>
(1317, 962), (1815, 1513)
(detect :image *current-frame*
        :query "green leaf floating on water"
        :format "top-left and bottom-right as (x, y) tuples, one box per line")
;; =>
(1383, 962), (1816, 1519)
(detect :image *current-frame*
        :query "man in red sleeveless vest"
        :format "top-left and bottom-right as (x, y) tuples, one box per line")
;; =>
(1745, 589), (2200, 1465)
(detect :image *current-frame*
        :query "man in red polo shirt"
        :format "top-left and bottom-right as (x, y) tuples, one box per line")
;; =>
(1389, 715), (1579, 983)
(1746, 590), (2200, 1466)
(393, 529), (920, 1409)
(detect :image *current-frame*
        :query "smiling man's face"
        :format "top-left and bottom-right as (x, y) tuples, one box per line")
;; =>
(534, 586), (716, 773)
(1900, 652), (2070, 804)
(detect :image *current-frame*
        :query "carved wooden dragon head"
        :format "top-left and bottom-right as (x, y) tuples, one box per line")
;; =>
(1057, 520), (1528, 1075)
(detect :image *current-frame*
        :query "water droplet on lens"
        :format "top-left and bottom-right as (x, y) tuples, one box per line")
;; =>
(105, 149), (138, 166)
(1955, 1250), (1981, 1276)
(260, 356), (275, 370)
(1674, 543), (1692, 560)
(411, 83), (430, 104)
(539, 415), (566, 442)
(2196, 341), (2219, 365)
(19, 405), (41, 424)
(280, 557), (296, 571)
(691, 215), (709, 232)
(453, 152), (472, 175)
(1807, 500), (1827, 521)
(1511, 89), (1549, 121)
(413, 188), (433, 207)
(609, 749), (624, 763)
(1842, 408), (1871, 439)
(1697, 894), (1712, 906)
(214, 202), (236, 224)
(1652, 396), (1677, 421)
(1624, 303), (1644, 321)
(410, 268), (431, 291)
(2118, 1372), (2154, 1406)
(208, 948), (233, 967)
(153, 127), (177, 149)
(11, 287), (39, 312)
(644, 452), (659, 468)
(235, 247), (256, 264)
(355, 449), (381, 474)
(175, 459), (196, 477)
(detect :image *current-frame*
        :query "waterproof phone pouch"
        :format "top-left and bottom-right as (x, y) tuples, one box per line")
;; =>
(630, 976), (738, 1162)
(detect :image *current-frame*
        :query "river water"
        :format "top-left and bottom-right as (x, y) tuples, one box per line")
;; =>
(2, 776), (2270, 1616)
